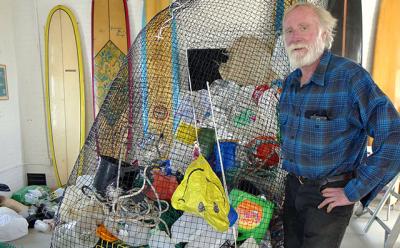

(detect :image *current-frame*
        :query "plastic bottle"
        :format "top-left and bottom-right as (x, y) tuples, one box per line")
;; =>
(34, 220), (50, 232)
(171, 212), (236, 248)
(24, 192), (39, 205)
(240, 237), (259, 248)
(117, 222), (150, 246)
(148, 229), (175, 248)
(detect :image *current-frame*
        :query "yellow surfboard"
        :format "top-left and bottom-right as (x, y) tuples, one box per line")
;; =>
(372, 0), (400, 111)
(92, 0), (130, 118)
(45, 6), (85, 186)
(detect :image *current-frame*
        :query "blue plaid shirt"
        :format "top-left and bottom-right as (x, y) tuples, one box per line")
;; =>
(279, 50), (400, 206)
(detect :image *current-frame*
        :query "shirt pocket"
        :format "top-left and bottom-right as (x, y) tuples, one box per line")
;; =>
(301, 117), (347, 159)
(302, 117), (335, 141)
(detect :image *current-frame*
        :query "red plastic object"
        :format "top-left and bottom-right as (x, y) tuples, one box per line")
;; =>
(145, 170), (179, 200)
(246, 136), (280, 168)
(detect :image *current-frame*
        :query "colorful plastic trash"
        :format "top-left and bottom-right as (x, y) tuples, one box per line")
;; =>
(229, 189), (274, 243)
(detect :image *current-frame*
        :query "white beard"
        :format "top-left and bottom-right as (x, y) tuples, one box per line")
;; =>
(285, 34), (325, 69)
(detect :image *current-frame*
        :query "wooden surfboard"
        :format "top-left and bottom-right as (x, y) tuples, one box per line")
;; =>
(372, 0), (400, 112)
(45, 5), (85, 186)
(92, 0), (131, 118)
(140, 0), (180, 150)
(327, 0), (363, 64)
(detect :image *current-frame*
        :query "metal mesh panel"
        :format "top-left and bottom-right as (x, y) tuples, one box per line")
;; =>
(49, 0), (326, 247)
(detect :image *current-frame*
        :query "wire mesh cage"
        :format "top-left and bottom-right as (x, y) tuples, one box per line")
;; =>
(49, 0), (326, 247)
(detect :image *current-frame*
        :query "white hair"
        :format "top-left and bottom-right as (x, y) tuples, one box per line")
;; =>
(283, 3), (337, 49)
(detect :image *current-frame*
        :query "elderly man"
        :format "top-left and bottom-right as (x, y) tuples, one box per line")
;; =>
(279, 3), (400, 248)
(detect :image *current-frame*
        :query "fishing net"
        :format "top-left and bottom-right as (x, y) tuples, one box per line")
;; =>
(51, 0), (323, 247)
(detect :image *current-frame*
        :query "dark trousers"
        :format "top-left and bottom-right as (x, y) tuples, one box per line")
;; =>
(283, 173), (354, 248)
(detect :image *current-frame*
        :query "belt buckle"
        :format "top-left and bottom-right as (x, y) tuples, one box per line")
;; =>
(297, 176), (305, 185)
(318, 178), (329, 190)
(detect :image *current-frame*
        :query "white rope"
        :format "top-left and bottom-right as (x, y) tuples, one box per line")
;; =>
(156, 1), (188, 39)
(112, 146), (124, 213)
(185, 49), (200, 146)
(205, 81), (229, 196)
(205, 81), (237, 248)
(118, 163), (149, 200)
(185, 45), (237, 246)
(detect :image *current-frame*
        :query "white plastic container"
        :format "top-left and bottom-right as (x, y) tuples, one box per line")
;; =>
(34, 219), (50, 232)
(171, 212), (237, 248)
(148, 229), (175, 248)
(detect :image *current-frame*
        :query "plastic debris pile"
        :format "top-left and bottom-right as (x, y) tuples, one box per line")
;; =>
(50, 0), (307, 247)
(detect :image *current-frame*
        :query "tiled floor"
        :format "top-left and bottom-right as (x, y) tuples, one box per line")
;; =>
(8, 229), (51, 248)
(7, 202), (400, 248)
(341, 202), (400, 248)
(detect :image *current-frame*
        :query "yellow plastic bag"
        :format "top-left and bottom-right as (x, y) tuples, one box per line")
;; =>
(175, 121), (198, 145)
(171, 155), (230, 232)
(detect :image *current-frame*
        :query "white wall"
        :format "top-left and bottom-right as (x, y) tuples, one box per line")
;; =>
(362, 0), (380, 72)
(3, 0), (145, 190)
(0, 0), (24, 193)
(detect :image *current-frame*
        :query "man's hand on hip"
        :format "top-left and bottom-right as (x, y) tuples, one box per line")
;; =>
(318, 187), (354, 213)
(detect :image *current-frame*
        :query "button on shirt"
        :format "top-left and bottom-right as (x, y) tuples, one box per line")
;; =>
(279, 50), (400, 206)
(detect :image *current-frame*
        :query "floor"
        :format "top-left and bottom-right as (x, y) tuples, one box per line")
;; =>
(341, 201), (400, 248)
(6, 201), (400, 248)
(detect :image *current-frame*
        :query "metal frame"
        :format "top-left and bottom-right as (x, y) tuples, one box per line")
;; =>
(360, 173), (400, 248)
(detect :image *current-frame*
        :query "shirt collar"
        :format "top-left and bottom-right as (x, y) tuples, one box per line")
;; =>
(290, 50), (332, 87)
(311, 50), (331, 86)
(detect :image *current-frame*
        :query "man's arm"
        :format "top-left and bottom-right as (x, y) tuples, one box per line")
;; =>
(344, 70), (400, 206)
(320, 69), (400, 211)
